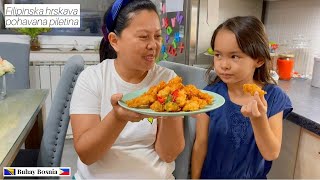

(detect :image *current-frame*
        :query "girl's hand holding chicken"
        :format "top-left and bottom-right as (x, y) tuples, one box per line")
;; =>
(241, 91), (267, 120)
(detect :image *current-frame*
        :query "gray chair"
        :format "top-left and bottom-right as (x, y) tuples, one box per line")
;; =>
(158, 61), (216, 179)
(11, 55), (85, 171)
(0, 42), (30, 89)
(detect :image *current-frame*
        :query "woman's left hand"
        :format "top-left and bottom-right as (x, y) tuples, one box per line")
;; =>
(241, 91), (268, 119)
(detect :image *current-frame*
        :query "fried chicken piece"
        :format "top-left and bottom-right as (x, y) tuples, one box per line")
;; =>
(150, 101), (165, 112)
(197, 91), (214, 104)
(167, 76), (183, 86)
(183, 84), (200, 98)
(164, 102), (181, 112)
(157, 86), (171, 98)
(243, 84), (267, 96)
(175, 89), (187, 107)
(169, 83), (184, 91)
(146, 81), (166, 96)
(190, 96), (208, 109)
(126, 81), (167, 108)
(126, 94), (155, 108)
(167, 76), (184, 91)
(182, 100), (200, 111)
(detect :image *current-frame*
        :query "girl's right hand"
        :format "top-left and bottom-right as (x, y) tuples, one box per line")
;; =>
(241, 91), (268, 120)
(110, 93), (149, 123)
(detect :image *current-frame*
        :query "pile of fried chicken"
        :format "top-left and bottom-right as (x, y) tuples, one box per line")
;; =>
(126, 76), (213, 112)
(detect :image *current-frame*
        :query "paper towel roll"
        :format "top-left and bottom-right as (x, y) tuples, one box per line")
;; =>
(311, 57), (320, 88)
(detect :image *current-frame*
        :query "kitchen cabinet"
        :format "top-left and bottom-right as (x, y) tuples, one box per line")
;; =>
(268, 120), (320, 179)
(268, 120), (301, 179)
(294, 128), (320, 179)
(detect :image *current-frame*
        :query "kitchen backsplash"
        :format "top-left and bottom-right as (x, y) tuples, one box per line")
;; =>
(264, 0), (320, 77)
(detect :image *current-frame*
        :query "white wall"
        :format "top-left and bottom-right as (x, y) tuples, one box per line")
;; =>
(197, 0), (263, 55)
(264, 0), (320, 76)
(218, 0), (263, 25)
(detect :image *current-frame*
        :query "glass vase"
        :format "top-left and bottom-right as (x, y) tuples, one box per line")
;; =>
(0, 75), (6, 100)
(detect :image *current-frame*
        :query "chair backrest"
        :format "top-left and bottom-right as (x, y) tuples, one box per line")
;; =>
(0, 42), (30, 89)
(37, 55), (85, 167)
(158, 61), (216, 179)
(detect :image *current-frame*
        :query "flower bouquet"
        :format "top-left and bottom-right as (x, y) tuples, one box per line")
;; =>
(0, 57), (15, 100)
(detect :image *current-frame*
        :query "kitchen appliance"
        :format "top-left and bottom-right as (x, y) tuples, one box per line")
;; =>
(311, 57), (320, 88)
(158, 0), (263, 66)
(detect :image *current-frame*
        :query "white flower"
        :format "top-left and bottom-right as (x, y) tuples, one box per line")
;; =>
(2, 60), (15, 73)
(0, 67), (5, 76)
(0, 56), (15, 76)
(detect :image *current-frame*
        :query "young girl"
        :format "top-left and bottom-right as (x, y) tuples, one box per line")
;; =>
(191, 16), (292, 179)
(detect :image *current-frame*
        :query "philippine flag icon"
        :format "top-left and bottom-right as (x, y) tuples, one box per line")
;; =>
(3, 168), (15, 176)
(59, 168), (70, 176)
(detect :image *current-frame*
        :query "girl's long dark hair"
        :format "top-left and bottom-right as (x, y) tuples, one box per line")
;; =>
(206, 16), (276, 85)
(99, 0), (158, 62)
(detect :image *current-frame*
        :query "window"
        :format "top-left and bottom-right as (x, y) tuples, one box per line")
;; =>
(0, 0), (161, 36)
(0, 0), (114, 36)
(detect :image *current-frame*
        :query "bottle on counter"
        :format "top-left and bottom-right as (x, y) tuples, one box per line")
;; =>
(277, 54), (295, 80)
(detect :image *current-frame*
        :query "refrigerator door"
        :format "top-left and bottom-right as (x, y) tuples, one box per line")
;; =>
(158, 0), (199, 65)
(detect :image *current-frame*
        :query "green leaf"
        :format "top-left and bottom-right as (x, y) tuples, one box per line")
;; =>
(15, 28), (52, 39)
(165, 95), (172, 103)
(147, 117), (154, 124)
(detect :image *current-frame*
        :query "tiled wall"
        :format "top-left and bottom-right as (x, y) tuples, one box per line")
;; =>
(264, 0), (320, 76)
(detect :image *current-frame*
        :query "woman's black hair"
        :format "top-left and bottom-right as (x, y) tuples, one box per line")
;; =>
(99, 0), (158, 62)
(206, 16), (276, 85)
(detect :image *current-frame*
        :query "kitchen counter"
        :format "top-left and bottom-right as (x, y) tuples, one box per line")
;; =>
(278, 79), (320, 136)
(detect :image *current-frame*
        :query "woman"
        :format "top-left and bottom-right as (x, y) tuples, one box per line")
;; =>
(70, 0), (185, 179)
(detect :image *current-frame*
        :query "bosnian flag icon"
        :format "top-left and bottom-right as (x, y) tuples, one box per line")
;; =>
(59, 168), (70, 176)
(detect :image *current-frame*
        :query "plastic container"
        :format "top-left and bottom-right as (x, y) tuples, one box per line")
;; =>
(311, 57), (320, 88)
(291, 35), (312, 77)
(277, 54), (295, 80)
